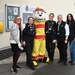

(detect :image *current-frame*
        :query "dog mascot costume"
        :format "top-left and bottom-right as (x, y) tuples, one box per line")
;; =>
(32, 7), (49, 66)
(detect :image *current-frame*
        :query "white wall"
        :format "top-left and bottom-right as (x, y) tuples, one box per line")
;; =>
(0, 0), (75, 49)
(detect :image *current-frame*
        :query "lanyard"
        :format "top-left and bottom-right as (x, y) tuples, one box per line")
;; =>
(58, 24), (60, 31)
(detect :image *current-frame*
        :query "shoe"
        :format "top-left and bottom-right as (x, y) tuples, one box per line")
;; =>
(16, 65), (21, 70)
(63, 61), (67, 65)
(69, 60), (73, 64)
(30, 66), (35, 70)
(71, 63), (75, 65)
(11, 66), (17, 74)
(69, 60), (75, 65)
(27, 64), (36, 70)
(58, 60), (63, 63)
(48, 60), (53, 64)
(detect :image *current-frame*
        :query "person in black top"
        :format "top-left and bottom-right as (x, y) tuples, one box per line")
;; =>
(66, 13), (75, 65)
(22, 17), (36, 70)
(45, 13), (57, 63)
(56, 15), (69, 65)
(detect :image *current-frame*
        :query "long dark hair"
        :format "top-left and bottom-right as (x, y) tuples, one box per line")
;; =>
(66, 13), (74, 24)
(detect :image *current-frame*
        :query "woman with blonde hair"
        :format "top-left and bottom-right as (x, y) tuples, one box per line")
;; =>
(10, 16), (24, 73)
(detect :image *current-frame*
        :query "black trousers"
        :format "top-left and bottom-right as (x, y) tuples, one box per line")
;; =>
(57, 40), (68, 62)
(46, 36), (55, 61)
(24, 40), (33, 66)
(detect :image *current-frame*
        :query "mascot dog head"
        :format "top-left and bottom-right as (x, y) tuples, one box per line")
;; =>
(33, 7), (46, 21)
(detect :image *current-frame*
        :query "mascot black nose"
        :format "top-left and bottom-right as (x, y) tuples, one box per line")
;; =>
(39, 15), (42, 16)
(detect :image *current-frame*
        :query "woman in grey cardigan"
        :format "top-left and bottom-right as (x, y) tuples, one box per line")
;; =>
(10, 16), (24, 73)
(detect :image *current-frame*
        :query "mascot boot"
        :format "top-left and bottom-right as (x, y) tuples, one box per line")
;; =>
(33, 60), (38, 67)
(39, 57), (50, 63)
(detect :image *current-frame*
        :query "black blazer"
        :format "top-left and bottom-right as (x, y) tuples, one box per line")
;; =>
(22, 23), (36, 41)
(45, 20), (57, 39)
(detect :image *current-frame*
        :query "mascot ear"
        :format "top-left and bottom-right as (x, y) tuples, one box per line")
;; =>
(44, 11), (46, 13)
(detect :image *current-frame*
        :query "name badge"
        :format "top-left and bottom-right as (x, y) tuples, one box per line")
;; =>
(57, 32), (60, 35)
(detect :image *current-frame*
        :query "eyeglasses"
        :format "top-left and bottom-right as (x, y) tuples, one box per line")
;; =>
(16, 18), (21, 20)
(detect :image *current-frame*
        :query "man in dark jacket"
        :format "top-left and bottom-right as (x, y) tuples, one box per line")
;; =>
(45, 13), (57, 63)
(56, 15), (69, 65)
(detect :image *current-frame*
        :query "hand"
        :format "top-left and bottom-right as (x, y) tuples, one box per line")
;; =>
(22, 41), (26, 46)
(18, 42), (24, 50)
(74, 38), (75, 42)
(65, 40), (67, 44)
(18, 42), (21, 48)
(52, 40), (57, 43)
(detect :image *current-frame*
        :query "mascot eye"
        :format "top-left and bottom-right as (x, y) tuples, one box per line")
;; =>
(37, 12), (39, 14)
(41, 12), (43, 14)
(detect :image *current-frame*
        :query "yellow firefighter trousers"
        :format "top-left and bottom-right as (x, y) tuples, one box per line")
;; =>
(32, 39), (46, 60)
